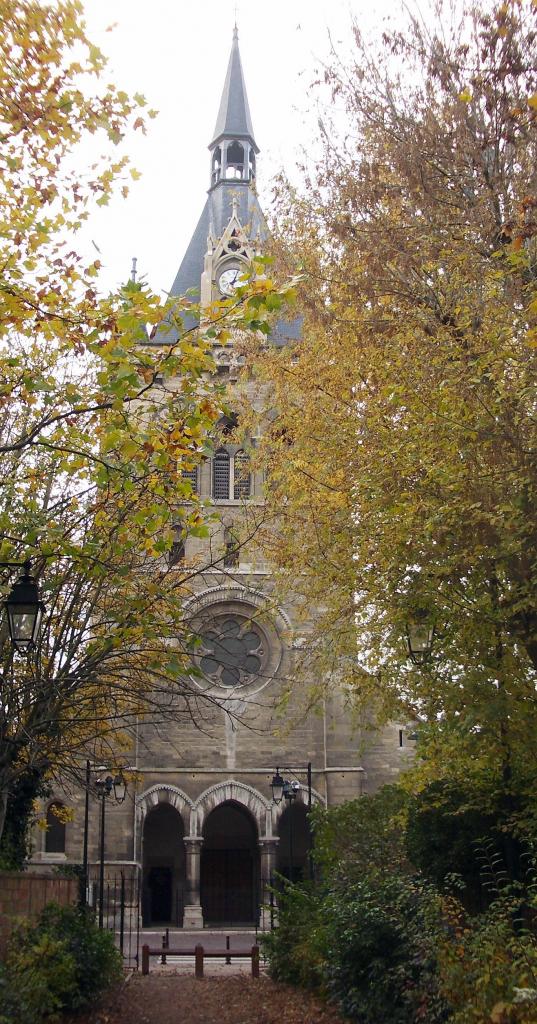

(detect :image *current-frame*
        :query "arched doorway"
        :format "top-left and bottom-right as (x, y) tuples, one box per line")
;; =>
(142, 803), (186, 927)
(200, 801), (259, 925)
(277, 802), (312, 883)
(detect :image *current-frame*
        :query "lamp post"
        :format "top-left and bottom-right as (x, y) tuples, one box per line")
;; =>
(283, 779), (299, 881)
(1, 560), (45, 653)
(81, 759), (91, 907)
(94, 771), (127, 928)
(271, 763), (313, 882)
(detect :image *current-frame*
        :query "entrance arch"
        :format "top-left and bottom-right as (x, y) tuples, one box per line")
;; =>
(277, 802), (312, 883)
(142, 803), (186, 926)
(200, 801), (259, 925)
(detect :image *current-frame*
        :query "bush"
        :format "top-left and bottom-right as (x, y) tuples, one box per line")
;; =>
(322, 873), (450, 1024)
(263, 787), (537, 1023)
(264, 872), (450, 1024)
(437, 893), (537, 1024)
(261, 881), (328, 990)
(1, 902), (122, 1023)
(1, 933), (77, 1024)
(406, 782), (525, 911)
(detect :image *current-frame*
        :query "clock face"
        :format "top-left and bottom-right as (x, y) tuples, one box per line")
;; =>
(218, 265), (243, 296)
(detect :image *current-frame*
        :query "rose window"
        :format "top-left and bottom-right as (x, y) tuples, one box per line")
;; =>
(199, 616), (264, 689)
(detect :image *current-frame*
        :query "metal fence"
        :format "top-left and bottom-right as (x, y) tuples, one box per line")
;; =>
(87, 870), (141, 969)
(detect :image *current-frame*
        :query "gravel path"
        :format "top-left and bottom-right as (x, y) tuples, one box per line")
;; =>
(68, 974), (347, 1024)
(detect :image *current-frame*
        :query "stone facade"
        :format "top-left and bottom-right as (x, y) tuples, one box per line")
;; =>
(29, 28), (413, 928)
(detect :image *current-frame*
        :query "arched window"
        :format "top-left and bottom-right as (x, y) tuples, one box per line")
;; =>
(45, 802), (66, 854)
(169, 519), (186, 565)
(182, 466), (198, 495)
(225, 141), (244, 179)
(233, 450), (250, 499)
(217, 412), (239, 436)
(169, 539), (185, 565)
(213, 449), (230, 500)
(224, 527), (239, 568)
(212, 146), (222, 185)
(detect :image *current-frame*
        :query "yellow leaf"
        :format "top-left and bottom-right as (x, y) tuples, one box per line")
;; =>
(458, 90), (472, 103)
(490, 1002), (510, 1024)
(528, 94), (537, 109)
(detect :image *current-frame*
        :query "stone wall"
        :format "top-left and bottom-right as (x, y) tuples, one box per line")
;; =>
(0, 870), (78, 956)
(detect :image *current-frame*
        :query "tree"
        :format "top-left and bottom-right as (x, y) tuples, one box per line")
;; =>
(0, 0), (294, 845)
(257, 0), (537, 810)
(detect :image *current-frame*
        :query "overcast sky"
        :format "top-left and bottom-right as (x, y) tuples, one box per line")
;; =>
(80, 0), (395, 297)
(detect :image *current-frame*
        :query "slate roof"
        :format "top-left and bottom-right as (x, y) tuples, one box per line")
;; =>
(155, 28), (301, 348)
(169, 184), (265, 303)
(211, 25), (258, 152)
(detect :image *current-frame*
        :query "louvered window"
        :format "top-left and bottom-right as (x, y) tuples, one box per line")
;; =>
(234, 450), (250, 499)
(213, 449), (230, 500)
(182, 467), (198, 494)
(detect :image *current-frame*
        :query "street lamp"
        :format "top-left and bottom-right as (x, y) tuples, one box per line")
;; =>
(113, 773), (127, 804)
(270, 769), (285, 804)
(406, 616), (435, 665)
(271, 765), (313, 882)
(94, 770), (127, 928)
(283, 779), (300, 802)
(1, 560), (45, 653)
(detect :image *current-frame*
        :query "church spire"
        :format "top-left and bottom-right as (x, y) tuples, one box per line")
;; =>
(209, 26), (259, 189)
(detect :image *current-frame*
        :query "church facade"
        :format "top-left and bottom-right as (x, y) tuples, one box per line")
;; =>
(30, 29), (409, 929)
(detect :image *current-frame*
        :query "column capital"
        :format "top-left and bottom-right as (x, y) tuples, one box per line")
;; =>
(259, 836), (279, 848)
(184, 835), (204, 847)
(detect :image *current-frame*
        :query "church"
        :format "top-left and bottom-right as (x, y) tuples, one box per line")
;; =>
(30, 27), (408, 930)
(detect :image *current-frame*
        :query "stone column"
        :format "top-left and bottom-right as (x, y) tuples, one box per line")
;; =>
(183, 837), (204, 929)
(259, 837), (279, 930)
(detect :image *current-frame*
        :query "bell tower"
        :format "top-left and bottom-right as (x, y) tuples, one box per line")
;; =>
(168, 25), (267, 326)
(209, 24), (258, 189)
(30, 26), (409, 935)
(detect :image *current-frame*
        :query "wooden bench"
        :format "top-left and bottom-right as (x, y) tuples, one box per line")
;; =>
(141, 943), (260, 978)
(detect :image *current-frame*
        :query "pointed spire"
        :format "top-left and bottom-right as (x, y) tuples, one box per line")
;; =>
(210, 27), (258, 152)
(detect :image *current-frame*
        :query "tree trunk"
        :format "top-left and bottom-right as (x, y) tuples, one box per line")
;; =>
(0, 785), (8, 846)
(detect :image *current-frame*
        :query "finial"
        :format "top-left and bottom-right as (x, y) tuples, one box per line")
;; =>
(130, 257), (137, 283)
(233, 7), (238, 39)
(231, 195), (239, 218)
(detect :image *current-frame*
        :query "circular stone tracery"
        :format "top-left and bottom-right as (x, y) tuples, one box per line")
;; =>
(199, 615), (265, 689)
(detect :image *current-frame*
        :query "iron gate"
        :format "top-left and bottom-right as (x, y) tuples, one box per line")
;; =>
(87, 869), (141, 969)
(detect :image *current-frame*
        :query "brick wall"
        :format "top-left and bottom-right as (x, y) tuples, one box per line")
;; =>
(0, 871), (78, 957)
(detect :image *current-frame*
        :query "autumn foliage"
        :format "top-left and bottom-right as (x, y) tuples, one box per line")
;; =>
(0, 1), (293, 846)
(258, 0), (537, 809)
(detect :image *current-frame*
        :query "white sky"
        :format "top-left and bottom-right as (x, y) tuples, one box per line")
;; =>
(80, 0), (394, 298)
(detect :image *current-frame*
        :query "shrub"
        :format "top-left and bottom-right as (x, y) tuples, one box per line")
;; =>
(312, 784), (409, 881)
(261, 881), (328, 991)
(262, 870), (450, 1022)
(406, 782), (525, 911)
(322, 873), (451, 1024)
(2, 902), (122, 1023)
(437, 893), (537, 1024)
(2, 933), (77, 1024)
